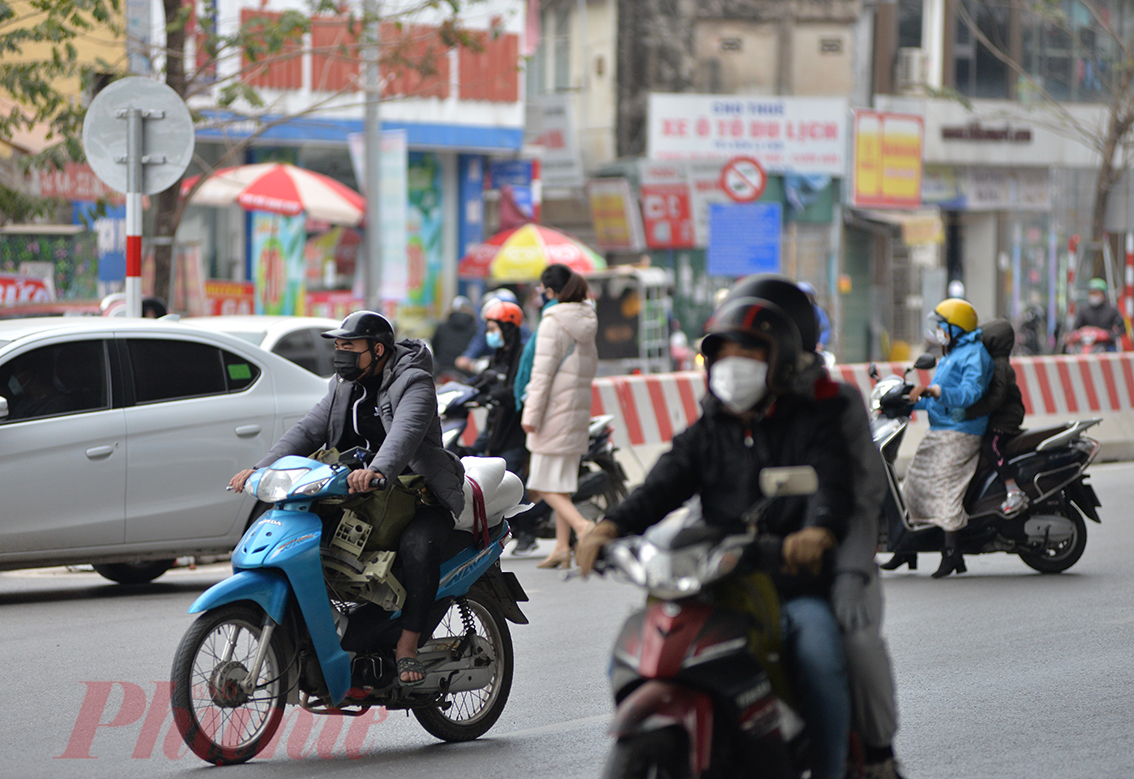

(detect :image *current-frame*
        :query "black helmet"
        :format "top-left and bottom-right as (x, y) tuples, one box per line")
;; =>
(722, 274), (818, 352)
(322, 310), (394, 343)
(701, 296), (802, 395)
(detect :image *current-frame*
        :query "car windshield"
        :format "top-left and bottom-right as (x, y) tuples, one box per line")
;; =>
(217, 329), (268, 346)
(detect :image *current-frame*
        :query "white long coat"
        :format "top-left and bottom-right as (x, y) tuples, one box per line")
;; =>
(521, 301), (599, 455)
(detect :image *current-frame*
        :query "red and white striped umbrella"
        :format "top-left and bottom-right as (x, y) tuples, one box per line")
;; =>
(181, 163), (365, 226)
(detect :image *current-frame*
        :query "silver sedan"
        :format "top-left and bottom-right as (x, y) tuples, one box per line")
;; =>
(0, 317), (328, 583)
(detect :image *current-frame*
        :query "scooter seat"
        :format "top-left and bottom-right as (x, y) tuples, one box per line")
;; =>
(1003, 424), (1073, 458)
(454, 456), (525, 533)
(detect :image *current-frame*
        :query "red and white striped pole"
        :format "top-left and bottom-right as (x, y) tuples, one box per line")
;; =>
(124, 108), (144, 318)
(530, 157), (542, 224)
(1066, 233), (1080, 334)
(1124, 232), (1134, 351)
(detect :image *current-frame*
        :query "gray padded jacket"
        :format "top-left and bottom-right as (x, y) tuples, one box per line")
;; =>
(255, 339), (465, 518)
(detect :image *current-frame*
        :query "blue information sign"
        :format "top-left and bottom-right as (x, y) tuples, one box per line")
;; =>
(707, 202), (782, 277)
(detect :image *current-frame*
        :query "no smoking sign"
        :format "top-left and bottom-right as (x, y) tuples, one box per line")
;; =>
(720, 156), (767, 202)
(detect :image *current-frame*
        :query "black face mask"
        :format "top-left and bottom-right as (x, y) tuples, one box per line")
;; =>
(333, 349), (367, 381)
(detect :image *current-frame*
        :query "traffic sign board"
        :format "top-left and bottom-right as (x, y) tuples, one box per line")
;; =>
(82, 77), (195, 196)
(720, 156), (767, 203)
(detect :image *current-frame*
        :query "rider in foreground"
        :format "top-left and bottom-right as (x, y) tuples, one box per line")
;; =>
(578, 294), (856, 779)
(230, 311), (466, 686)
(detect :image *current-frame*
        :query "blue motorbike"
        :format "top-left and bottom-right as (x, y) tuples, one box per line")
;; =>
(170, 450), (529, 765)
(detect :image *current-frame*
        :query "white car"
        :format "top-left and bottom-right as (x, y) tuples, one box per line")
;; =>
(184, 316), (342, 377)
(0, 318), (328, 583)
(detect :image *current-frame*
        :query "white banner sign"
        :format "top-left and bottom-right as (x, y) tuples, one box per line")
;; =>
(533, 94), (585, 188)
(647, 93), (848, 176)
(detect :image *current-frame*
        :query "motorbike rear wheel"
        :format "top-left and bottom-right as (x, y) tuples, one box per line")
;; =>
(602, 726), (692, 779)
(413, 591), (513, 741)
(1018, 506), (1088, 573)
(170, 603), (290, 765)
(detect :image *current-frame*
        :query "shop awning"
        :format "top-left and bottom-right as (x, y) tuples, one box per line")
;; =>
(849, 208), (944, 246)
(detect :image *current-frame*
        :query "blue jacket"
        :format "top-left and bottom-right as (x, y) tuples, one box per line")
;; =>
(913, 329), (993, 436)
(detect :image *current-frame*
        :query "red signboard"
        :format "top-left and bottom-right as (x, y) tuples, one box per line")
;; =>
(36, 162), (122, 202)
(640, 183), (695, 249)
(306, 290), (365, 319)
(0, 273), (54, 307)
(204, 280), (254, 316)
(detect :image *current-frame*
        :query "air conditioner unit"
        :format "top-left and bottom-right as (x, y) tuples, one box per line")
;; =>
(896, 47), (926, 95)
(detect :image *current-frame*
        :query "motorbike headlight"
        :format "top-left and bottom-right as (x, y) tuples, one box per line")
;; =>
(869, 377), (903, 411)
(437, 390), (462, 415)
(294, 477), (332, 497)
(253, 468), (312, 503)
(642, 544), (704, 599)
(698, 544), (742, 585)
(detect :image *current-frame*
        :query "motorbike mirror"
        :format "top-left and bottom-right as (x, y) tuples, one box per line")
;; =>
(868, 363), (880, 381)
(758, 466), (818, 498)
(913, 353), (937, 371)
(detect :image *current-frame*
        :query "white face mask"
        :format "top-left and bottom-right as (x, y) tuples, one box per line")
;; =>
(709, 356), (769, 414)
(928, 326), (950, 346)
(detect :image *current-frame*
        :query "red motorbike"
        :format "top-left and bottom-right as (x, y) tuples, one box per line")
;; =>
(595, 467), (832, 779)
(1063, 326), (1114, 354)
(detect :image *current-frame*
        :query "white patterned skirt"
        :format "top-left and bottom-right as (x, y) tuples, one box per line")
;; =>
(526, 452), (581, 494)
(901, 428), (982, 532)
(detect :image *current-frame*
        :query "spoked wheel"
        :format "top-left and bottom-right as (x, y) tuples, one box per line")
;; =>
(1018, 507), (1088, 573)
(170, 604), (291, 765)
(413, 591), (513, 741)
(602, 726), (692, 779)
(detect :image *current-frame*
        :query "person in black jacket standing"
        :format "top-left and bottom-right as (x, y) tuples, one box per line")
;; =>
(578, 294), (855, 779)
(962, 318), (1027, 514)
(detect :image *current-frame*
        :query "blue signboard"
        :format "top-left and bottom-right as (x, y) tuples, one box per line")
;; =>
(707, 202), (782, 277)
(489, 159), (535, 219)
(74, 201), (127, 282)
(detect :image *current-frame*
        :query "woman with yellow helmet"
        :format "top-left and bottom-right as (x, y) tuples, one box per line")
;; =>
(881, 297), (993, 578)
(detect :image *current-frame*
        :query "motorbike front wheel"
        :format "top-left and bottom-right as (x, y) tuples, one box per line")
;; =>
(1018, 506), (1088, 573)
(413, 591), (513, 741)
(602, 726), (692, 779)
(170, 604), (290, 765)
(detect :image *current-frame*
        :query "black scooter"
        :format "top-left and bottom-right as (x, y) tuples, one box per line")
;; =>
(436, 378), (630, 534)
(872, 355), (1103, 573)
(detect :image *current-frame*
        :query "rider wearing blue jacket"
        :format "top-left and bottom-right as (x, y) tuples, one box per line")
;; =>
(911, 327), (993, 436)
(884, 299), (993, 579)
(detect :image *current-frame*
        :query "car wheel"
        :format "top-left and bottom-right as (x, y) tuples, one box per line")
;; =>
(92, 560), (176, 584)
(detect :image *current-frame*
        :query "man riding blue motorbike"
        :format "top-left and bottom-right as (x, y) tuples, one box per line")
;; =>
(230, 310), (466, 686)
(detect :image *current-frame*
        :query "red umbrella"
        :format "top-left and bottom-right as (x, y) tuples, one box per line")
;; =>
(181, 163), (365, 226)
(458, 224), (606, 280)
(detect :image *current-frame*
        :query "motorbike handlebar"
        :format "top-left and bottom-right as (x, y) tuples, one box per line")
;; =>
(368, 476), (388, 490)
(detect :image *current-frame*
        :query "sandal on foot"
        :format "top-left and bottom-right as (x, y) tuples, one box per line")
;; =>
(396, 656), (426, 687)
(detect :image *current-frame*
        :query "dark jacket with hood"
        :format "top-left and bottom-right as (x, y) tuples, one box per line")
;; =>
(965, 319), (1025, 434)
(793, 356), (888, 597)
(1072, 299), (1126, 337)
(431, 310), (478, 376)
(255, 339), (466, 517)
(603, 387), (855, 600)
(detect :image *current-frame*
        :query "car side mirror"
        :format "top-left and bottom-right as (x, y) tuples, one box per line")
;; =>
(913, 353), (937, 371)
(0, 396), (7, 420)
(759, 466), (818, 498)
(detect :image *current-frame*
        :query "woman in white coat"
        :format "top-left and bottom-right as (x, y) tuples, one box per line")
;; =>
(517, 264), (599, 568)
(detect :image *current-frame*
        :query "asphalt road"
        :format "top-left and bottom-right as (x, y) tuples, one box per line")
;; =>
(2, 463), (1133, 778)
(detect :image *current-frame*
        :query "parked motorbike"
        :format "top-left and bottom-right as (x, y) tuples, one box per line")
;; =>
(170, 448), (530, 765)
(437, 378), (630, 529)
(871, 356), (1103, 573)
(594, 466), (834, 779)
(1062, 325), (1114, 354)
